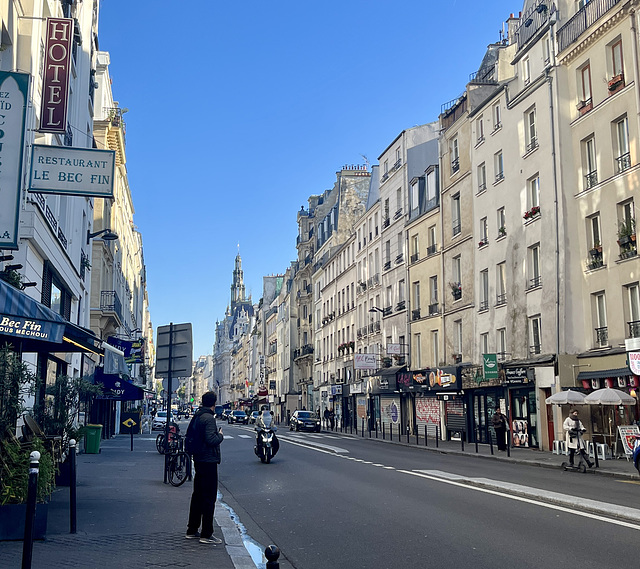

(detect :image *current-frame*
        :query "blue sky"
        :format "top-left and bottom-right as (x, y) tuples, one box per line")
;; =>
(99, 0), (519, 358)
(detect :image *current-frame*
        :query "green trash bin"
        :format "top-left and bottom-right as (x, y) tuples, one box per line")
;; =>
(84, 424), (103, 454)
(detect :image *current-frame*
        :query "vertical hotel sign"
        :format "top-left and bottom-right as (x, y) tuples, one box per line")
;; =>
(39, 18), (73, 134)
(0, 72), (29, 250)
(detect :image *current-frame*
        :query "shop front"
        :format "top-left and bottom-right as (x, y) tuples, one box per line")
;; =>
(502, 366), (538, 448)
(367, 366), (403, 433)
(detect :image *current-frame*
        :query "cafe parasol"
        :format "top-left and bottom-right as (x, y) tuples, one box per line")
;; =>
(584, 387), (637, 455)
(545, 389), (587, 405)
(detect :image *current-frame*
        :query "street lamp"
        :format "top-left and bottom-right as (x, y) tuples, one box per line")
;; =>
(86, 228), (119, 245)
(369, 307), (383, 313)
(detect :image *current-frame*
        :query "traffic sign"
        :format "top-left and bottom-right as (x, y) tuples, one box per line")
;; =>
(155, 323), (193, 378)
(122, 418), (137, 428)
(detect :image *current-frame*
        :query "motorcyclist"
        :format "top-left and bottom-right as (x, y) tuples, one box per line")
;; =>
(255, 406), (279, 457)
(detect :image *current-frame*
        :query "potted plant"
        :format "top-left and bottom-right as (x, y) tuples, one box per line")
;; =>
(617, 217), (636, 246)
(589, 241), (602, 256)
(450, 282), (462, 300)
(608, 73), (624, 92)
(498, 226), (507, 237)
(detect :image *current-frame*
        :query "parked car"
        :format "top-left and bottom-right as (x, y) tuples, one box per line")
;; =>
(152, 411), (168, 431)
(249, 411), (260, 424)
(214, 405), (225, 419)
(290, 410), (321, 432)
(228, 410), (249, 424)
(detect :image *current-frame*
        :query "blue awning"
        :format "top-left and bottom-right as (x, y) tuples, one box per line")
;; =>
(0, 278), (102, 354)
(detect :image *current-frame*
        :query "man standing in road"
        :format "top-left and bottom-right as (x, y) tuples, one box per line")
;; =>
(186, 391), (224, 544)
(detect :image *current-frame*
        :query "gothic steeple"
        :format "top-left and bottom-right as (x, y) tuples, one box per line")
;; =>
(230, 249), (246, 311)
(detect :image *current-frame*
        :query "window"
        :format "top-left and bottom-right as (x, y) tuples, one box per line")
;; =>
(593, 292), (608, 347)
(386, 285), (393, 310)
(398, 279), (405, 305)
(452, 194), (461, 235)
(452, 256), (461, 285)
(480, 270), (489, 310)
(410, 234), (419, 263)
(395, 147), (401, 168)
(529, 315), (542, 355)
(451, 137), (459, 173)
(543, 34), (551, 64)
(525, 107), (537, 153)
(396, 188), (402, 216)
(627, 283), (640, 337)
(454, 320), (463, 358)
(428, 225), (437, 255)
(414, 333), (422, 368)
(497, 207), (506, 236)
(480, 333), (489, 356)
(494, 151), (504, 182)
(429, 276), (438, 313)
(396, 232), (403, 263)
(611, 39), (624, 77)
(477, 162), (487, 193)
(579, 63), (592, 105)
(411, 180), (419, 213)
(497, 328), (507, 360)
(412, 282), (420, 320)
(479, 217), (488, 245)
(583, 136), (597, 189)
(615, 116), (631, 173)
(384, 240), (391, 269)
(493, 102), (501, 130)
(476, 116), (484, 144)
(431, 330), (439, 367)
(523, 57), (531, 85)
(496, 262), (506, 305)
(528, 244), (541, 289)
(528, 175), (540, 209)
(588, 214), (601, 249)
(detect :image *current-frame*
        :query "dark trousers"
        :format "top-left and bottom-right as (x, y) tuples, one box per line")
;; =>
(495, 426), (507, 450)
(187, 461), (218, 538)
(569, 448), (591, 466)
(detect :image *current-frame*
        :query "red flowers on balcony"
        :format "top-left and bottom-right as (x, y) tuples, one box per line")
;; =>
(523, 206), (540, 220)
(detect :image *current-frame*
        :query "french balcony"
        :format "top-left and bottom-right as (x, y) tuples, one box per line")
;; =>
(528, 276), (542, 289)
(529, 344), (541, 356)
(451, 158), (460, 173)
(396, 300), (406, 311)
(585, 170), (598, 190)
(411, 309), (421, 321)
(452, 221), (461, 236)
(595, 326), (608, 348)
(427, 244), (437, 256)
(428, 303), (440, 316)
(525, 137), (538, 154)
(496, 293), (506, 306)
(383, 217), (390, 228)
(410, 252), (419, 264)
(393, 208), (403, 220)
(617, 152), (631, 173)
(629, 320), (640, 338)
(479, 300), (489, 311)
(383, 261), (391, 271)
(587, 248), (603, 270)
(383, 306), (392, 317)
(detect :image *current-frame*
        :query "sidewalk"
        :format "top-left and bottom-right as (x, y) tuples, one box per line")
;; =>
(0, 434), (254, 569)
(319, 424), (640, 479)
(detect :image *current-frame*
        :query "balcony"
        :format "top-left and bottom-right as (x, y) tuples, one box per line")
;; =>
(557, 0), (621, 53)
(595, 326), (608, 348)
(479, 300), (489, 311)
(451, 158), (460, 173)
(477, 182), (487, 194)
(411, 309), (421, 321)
(383, 306), (392, 317)
(428, 303), (440, 316)
(529, 344), (541, 356)
(383, 261), (391, 271)
(427, 244), (437, 256)
(496, 293), (506, 306)
(410, 253), (419, 264)
(525, 137), (538, 154)
(393, 208), (403, 220)
(396, 300), (406, 311)
(383, 217), (390, 228)
(528, 276), (542, 289)
(494, 171), (504, 183)
(395, 253), (404, 264)
(628, 320), (640, 338)
(617, 152), (631, 173)
(587, 247), (603, 270)
(585, 170), (598, 190)
(452, 221), (461, 236)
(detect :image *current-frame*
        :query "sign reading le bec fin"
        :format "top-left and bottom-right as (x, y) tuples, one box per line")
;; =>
(155, 323), (193, 378)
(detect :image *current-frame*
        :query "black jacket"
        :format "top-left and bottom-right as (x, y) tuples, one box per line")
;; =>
(192, 407), (223, 463)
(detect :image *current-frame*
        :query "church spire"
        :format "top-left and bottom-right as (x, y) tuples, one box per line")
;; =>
(230, 249), (246, 310)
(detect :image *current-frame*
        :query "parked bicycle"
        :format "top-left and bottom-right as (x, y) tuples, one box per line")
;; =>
(164, 432), (191, 487)
(156, 422), (180, 454)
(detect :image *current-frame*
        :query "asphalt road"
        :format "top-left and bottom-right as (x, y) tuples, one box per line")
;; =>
(217, 423), (640, 569)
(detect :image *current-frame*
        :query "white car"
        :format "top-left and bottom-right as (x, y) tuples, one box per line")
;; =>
(152, 410), (168, 431)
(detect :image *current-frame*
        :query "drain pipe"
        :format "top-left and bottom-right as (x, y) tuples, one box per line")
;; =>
(629, 10), (640, 136)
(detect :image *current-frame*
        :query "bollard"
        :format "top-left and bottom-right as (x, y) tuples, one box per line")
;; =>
(69, 439), (77, 534)
(22, 450), (40, 569)
(406, 422), (410, 444)
(130, 428), (134, 452)
(382, 422), (385, 440)
(425, 424), (428, 447)
(390, 422), (393, 441)
(507, 432), (511, 458)
(265, 544), (280, 568)
(435, 425), (439, 448)
(461, 432), (464, 452)
(475, 427), (479, 453)
(488, 425), (494, 455)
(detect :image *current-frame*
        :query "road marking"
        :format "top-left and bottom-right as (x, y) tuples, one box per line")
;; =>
(280, 437), (349, 454)
(238, 435), (252, 439)
(619, 480), (640, 486)
(399, 469), (640, 530)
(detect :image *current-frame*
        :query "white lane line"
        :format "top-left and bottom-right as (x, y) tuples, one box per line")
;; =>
(280, 437), (349, 455)
(399, 469), (640, 530)
(383, 466), (395, 470)
(372, 464), (384, 467)
(237, 435), (252, 439)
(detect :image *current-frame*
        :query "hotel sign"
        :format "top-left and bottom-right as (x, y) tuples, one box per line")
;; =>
(29, 145), (115, 197)
(0, 71), (29, 250)
(40, 18), (73, 133)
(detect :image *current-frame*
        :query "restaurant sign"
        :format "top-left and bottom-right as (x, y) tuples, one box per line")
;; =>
(0, 71), (29, 250)
(0, 315), (64, 342)
(504, 367), (529, 384)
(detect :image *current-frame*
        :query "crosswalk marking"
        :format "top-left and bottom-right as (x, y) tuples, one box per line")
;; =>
(238, 434), (252, 439)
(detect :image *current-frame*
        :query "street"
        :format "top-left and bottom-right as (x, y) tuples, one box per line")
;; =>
(219, 423), (640, 569)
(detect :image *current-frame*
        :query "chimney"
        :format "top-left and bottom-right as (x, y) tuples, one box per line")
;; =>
(506, 12), (521, 45)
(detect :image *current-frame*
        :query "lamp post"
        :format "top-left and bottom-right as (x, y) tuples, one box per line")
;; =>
(86, 228), (119, 245)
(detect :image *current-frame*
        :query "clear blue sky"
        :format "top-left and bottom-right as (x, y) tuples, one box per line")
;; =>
(99, 0), (520, 358)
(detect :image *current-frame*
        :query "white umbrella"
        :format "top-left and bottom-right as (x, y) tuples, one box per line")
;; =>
(584, 387), (636, 405)
(545, 390), (587, 405)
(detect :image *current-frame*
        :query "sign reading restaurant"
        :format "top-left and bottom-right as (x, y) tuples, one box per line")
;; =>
(29, 145), (115, 197)
(40, 18), (73, 133)
(0, 71), (29, 250)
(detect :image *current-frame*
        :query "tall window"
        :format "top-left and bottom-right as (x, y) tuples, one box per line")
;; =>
(396, 188), (402, 215)
(414, 333), (422, 368)
(412, 281), (420, 316)
(497, 207), (506, 235)
(476, 116), (484, 144)
(429, 276), (438, 309)
(525, 107), (537, 152)
(494, 151), (504, 182)
(493, 101), (501, 130)
(543, 34), (551, 64)
(528, 244), (541, 288)
(496, 262), (506, 305)
(579, 63), (592, 104)
(386, 285), (393, 309)
(452, 194), (461, 235)
(615, 116), (630, 173)
(480, 217), (488, 243)
(588, 214), (601, 248)
(411, 180), (419, 214)
(452, 256), (461, 285)
(428, 225), (437, 255)
(478, 162), (487, 193)
(497, 328), (507, 360)
(528, 176), (540, 209)
(451, 136), (459, 173)
(431, 330), (439, 367)
(627, 283), (640, 337)
(611, 39), (623, 77)
(583, 136), (597, 189)
(480, 333), (489, 356)
(454, 320), (463, 358)
(396, 232), (403, 262)
(411, 234), (419, 263)
(523, 57), (531, 85)
(480, 269), (489, 310)
(398, 279), (405, 305)
(529, 315), (542, 355)
(593, 292), (608, 347)
(384, 240), (391, 268)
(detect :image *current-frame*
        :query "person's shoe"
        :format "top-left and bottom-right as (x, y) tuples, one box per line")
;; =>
(587, 461), (594, 468)
(185, 531), (200, 539)
(199, 535), (223, 545)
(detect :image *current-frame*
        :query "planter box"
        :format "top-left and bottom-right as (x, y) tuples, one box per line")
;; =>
(0, 503), (48, 541)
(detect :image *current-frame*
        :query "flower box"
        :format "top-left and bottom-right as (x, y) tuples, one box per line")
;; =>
(608, 74), (624, 93)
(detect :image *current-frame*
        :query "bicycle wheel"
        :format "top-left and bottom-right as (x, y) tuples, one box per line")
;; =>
(169, 452), (190, 487)
(156, 434), (165, 454)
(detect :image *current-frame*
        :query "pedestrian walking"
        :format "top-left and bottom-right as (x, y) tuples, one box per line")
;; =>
(563, 409), (594, 468)
(323, 408), (330, 430)
(492, 407), (508, 451)
(186, 391), (224, 544)
(329, 408), (335, 431)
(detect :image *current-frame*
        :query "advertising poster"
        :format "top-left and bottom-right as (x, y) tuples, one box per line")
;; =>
(617, 425), (640, 456)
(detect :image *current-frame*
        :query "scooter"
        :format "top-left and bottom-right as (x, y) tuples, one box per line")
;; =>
(254, 427), (276, 463)
(561, 429), (593, 473)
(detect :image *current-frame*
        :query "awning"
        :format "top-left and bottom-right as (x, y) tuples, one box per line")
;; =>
(379, 365), (406, 377)
(94, 368), (144, 401)
(0, 279), (103, 354)
(577, 367), (633, 380)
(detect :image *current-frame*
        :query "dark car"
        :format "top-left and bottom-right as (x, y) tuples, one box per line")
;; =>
(228, 410), (249, 424)
(290, 410), (321, 432)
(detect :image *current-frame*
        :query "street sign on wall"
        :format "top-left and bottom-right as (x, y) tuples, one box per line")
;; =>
(0, 71), (29, 250)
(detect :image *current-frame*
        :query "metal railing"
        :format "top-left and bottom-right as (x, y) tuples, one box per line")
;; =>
(617, 152), (631, 173)
(629, 320), (640, 338)
(557, 0), (620, 53)
(595, 326), (608, 347)
(496, 293), (506, 306)
(585, 170), (598, 189)
(100, 291), (123, 321)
